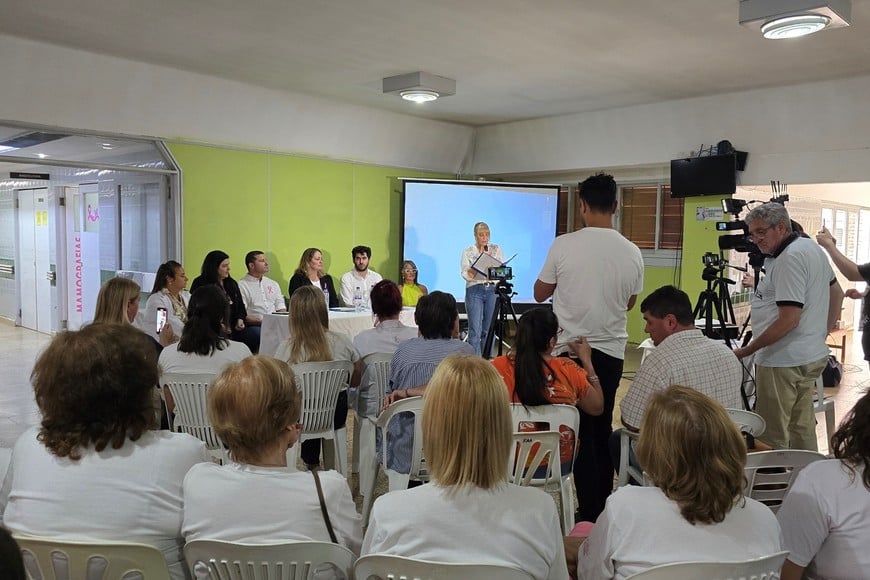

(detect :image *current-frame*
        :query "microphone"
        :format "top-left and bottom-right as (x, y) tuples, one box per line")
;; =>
(484, 244), (489, 252)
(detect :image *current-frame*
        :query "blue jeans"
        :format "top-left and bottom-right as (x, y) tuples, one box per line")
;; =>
(465, 283), (496, 356)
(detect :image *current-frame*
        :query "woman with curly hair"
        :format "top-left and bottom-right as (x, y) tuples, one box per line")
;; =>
(778, 389), (870, 579)
(573, 386), (781, 579)
(0, 324), (208, 580)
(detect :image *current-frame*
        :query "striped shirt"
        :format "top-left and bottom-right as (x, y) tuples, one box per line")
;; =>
(385, 337), (474, 473)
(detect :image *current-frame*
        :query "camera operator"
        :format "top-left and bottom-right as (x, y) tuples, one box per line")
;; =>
(733, 203), (843, 451)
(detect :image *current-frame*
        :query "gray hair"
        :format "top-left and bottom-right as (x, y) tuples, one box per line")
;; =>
(745, 202), (792, 232)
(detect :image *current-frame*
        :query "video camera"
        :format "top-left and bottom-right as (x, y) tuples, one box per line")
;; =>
(715, 194), (789, 263)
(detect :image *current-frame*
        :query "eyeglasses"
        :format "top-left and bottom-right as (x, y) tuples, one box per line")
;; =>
(749, 225), (775, 239)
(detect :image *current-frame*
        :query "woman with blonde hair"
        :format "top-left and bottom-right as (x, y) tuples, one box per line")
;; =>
(574, 386), (781, 580)
(275, 285), (361, 470)
(94, 277), (174, 347)
(288, 247), (339, 308)
(363, 354), (569, 580)
(398, 260), (427, 306)
(182, 356), (361, 553)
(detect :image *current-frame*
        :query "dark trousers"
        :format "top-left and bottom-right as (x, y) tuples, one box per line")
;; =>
(301, 390), (349, 466)
(232, 325), (261, 354)
(574, 348), (624, 522)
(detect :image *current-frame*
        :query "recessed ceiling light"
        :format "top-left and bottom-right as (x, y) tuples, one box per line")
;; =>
(762, 14), (831, 38)
(36, 153), (49, 159)
(400, 90), (440, 103)
(100, 142), (117, 150)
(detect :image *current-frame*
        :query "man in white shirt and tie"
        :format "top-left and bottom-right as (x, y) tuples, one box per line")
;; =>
(238, 250), (286, 352)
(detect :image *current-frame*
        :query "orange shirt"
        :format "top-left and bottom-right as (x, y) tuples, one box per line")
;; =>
(491, 354), (589, 405)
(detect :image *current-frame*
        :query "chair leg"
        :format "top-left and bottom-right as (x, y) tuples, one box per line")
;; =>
(335, 426), (348, 476)
(386, 470), (411, 492)
(351, 412), (361, 474)
(362, 455), (380, 527)
(358, 420), (375, 494)
(561, 474), (577, 533)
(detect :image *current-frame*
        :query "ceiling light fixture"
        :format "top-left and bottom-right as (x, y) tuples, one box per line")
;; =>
(36, 153), (48, 159)
(100, 142), (117, 150)
(383, 72), (456, 103)
(739, 0), (851, 39)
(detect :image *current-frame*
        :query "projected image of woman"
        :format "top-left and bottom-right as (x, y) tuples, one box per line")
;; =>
(460, 221), (504, 356)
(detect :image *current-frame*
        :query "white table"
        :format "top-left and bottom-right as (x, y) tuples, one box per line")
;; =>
(260, 308), (418, 356)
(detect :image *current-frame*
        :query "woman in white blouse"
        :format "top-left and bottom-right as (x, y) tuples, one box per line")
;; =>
(275, 285), (361, 470)
(363, 354), (569, 580)
(182, 356), (361, 557)
(143, 260), (189, 342)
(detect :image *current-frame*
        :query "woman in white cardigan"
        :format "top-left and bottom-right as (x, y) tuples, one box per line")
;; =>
(182, 356), (361, 555)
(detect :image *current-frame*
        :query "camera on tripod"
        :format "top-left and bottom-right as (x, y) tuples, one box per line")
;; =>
(702, 252), (722, 268)
(715, 194), (788, 264)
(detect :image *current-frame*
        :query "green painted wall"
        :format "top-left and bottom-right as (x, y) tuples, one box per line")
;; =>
(625, 194), (734, 344)
(168, 143), (447, 287)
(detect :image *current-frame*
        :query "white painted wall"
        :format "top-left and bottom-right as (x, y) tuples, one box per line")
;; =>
(472, 75), (870, 185)
(0, 34), (473, 173)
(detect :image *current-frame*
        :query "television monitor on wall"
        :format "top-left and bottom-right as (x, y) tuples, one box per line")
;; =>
(670, 154), (736, 198)
(402, 179), (560, 304)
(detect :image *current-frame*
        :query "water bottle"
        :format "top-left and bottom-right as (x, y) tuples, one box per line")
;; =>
(322, 286), (330, 309)
(353, 286), (364, 312)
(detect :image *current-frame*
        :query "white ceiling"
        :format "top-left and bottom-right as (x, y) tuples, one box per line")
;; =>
(3, 0), (870, 127)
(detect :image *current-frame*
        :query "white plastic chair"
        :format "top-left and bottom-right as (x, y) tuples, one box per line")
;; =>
(288, 360), (353, 474)
(353, 352), (392, 495)
(726, 408), (766, 437)
(361, 396), (427, 527)
(615, 428), (647, 488)
(14, 534), (171, 580)
(814, 374), (836, 452)
(353, 554), (534, 580)
(625, 550), (789, 579)
(509, 403), (580, 533)
(162, 372), (227, 464)
(184, 539), (355, 580)
(744, 449), (826, 512)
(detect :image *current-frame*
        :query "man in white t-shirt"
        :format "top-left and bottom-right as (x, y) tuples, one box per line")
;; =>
(340, 245), (383, 309)
(238, 250), (286, 353)
(535, 172), (644, 522)
(733, 203), (843, 450)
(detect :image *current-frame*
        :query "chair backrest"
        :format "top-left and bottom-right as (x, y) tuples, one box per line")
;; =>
(14, 535), (171, 580)
(184, 540), (355, 580)
(625, 550), (789, 579)
(362, 352), (393, 414)
(354, 554), (534, 580)
(509, 404), (580, 477)
(377, 396), (426, 477)
(726, 408), (767, 437)
(162, 373), (220, 448)
(292, 360), (353, 434)
(744, 449), (826, 512)
(507, 430), (561, 489)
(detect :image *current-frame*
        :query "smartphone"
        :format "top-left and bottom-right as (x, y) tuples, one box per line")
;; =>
(156, 307), (168, 334)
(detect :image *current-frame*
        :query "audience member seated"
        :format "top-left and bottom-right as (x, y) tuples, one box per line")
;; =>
(571, 386), (781, 580)
(275, 285), (361, 470)
(182, 356), (362, 555)
(778, 388), (870, 580)
(158, 285), (252, 417)
(351, 280), (418, 418)
(0, 526), (26, 580)
(0, 324), (208, 580)
(143, 260), (189, 343)
(339, 245), (383, 308)
(95, 276), (173, 349)
(398, 260), (428, 307)
(492, 307), (603, 476)
(288, 247), (339, 308)
(382, 291), (474, 474)
(363, 355), (569, 580)
(237, 250), (287, 353)
(619, 285), (742, 432)
(190, 250), (258, 353)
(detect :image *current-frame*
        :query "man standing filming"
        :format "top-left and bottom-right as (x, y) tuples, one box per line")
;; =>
(534, 173), (644, 522)
(733, 203), (843, 450)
